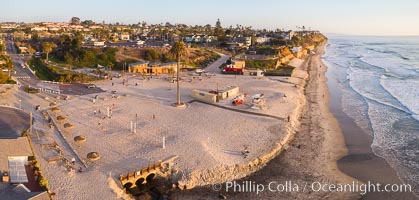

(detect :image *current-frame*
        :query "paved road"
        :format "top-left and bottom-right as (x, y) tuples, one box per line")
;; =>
(4, 35), (104, 96)
(4, 36), (38, 87)
(204, 53), (229, 74)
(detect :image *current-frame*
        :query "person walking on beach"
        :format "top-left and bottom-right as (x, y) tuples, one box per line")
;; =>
(287, 116), (290, 122)
(71, 157), (76, 165)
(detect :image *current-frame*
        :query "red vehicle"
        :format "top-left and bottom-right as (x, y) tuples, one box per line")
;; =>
(222, 67), (244, 75)
(232, 95), (244, 105)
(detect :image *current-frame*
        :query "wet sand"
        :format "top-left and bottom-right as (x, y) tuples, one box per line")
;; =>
(327, 57), (418, 200)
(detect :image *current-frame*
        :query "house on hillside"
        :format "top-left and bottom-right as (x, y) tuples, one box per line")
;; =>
(291, 46), (302, 54)
(93, 41), (105, 47)
(119, 33), (130, 41)
(233, 37), (251, 47)
(184, 34), (202, 43)
(184, 34), (214, 43)
(291, 46), (307, 58)
(284, 31), (296, 40)
(255, 36), (271, 45)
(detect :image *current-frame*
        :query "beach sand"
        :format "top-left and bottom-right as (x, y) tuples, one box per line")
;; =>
(174, 43), (418, 200)
(172, 44), (360, 199)
(3, 43), (415, 199)
(1, 55), (309, 199)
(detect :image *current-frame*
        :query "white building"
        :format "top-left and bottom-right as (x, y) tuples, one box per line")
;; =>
(119, 33), (130, 41)
(255, 36), (271, 44)
(291, 46), (302, 53)
(137, 40), (145, 45)
(31, 26), (48, 31)
(93, 41), (105, 47)
(284, 31), (296, 40)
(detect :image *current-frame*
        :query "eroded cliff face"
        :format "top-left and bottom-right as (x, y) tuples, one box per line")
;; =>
(278, 46), (295, 64)
(277, 33), (327, 65)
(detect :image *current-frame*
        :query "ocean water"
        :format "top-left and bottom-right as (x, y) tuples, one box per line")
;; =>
(323, 36), (419, 190)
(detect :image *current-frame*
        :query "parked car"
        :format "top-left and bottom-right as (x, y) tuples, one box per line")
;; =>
(87, 84), (96, 89)
(195, 69), (205, 74)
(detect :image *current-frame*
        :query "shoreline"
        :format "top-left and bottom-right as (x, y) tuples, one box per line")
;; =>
(172, 43), (360, 199)
(326, 46), (418, 199)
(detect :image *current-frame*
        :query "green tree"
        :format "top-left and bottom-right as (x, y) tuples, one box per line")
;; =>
(42, 42), (56, 62)
(81, 50), (96, 67)
(215, 19), (222, 36)
(27, 45), (36, 55)
(0, 70), (9, 84)
(65, 72), (72, 83)
(144, 49), (160, 61)
(64, 52), (74, 64)
(31, 33), (39, 43)
(168, 41), (188, 106)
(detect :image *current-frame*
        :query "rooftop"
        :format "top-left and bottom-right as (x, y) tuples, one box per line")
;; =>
(160, 62), (177, 66)
(0, 183), (49, 200)
(128, 61), (149, 67)
(0, 137), (32, 172)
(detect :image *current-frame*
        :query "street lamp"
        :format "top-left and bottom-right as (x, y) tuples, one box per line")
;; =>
(19, 99), (22, 109)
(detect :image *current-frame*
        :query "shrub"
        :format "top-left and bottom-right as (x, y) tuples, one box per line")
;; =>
(39, 175), (48, 189)
(33, 161), (41, 171)
(21, 130), (28, 137)
(245, 59), (277, 69)
(6, 79), (17, 84)
(24, 86), (40, 94)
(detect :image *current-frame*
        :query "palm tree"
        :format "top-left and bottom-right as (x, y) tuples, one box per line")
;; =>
(168, 41), (188, 106)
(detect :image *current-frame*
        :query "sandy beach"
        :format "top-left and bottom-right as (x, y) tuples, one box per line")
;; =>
(174, 43), (419, 200)
(172, 44), (361, 199)
(1, 52), (310, 199)
(2, 43), (415, 200)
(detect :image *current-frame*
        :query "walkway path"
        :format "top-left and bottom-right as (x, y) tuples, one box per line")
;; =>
(31, 110), (86, 169)
(188, 100), (284, 120)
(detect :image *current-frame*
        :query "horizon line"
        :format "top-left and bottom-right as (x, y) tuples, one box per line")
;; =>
(324, 33), (419, 37)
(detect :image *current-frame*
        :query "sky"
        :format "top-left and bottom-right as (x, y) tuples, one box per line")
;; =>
(1, 0), (419, 36)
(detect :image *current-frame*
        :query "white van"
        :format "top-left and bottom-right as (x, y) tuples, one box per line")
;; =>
(195, 69), (205, 74)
